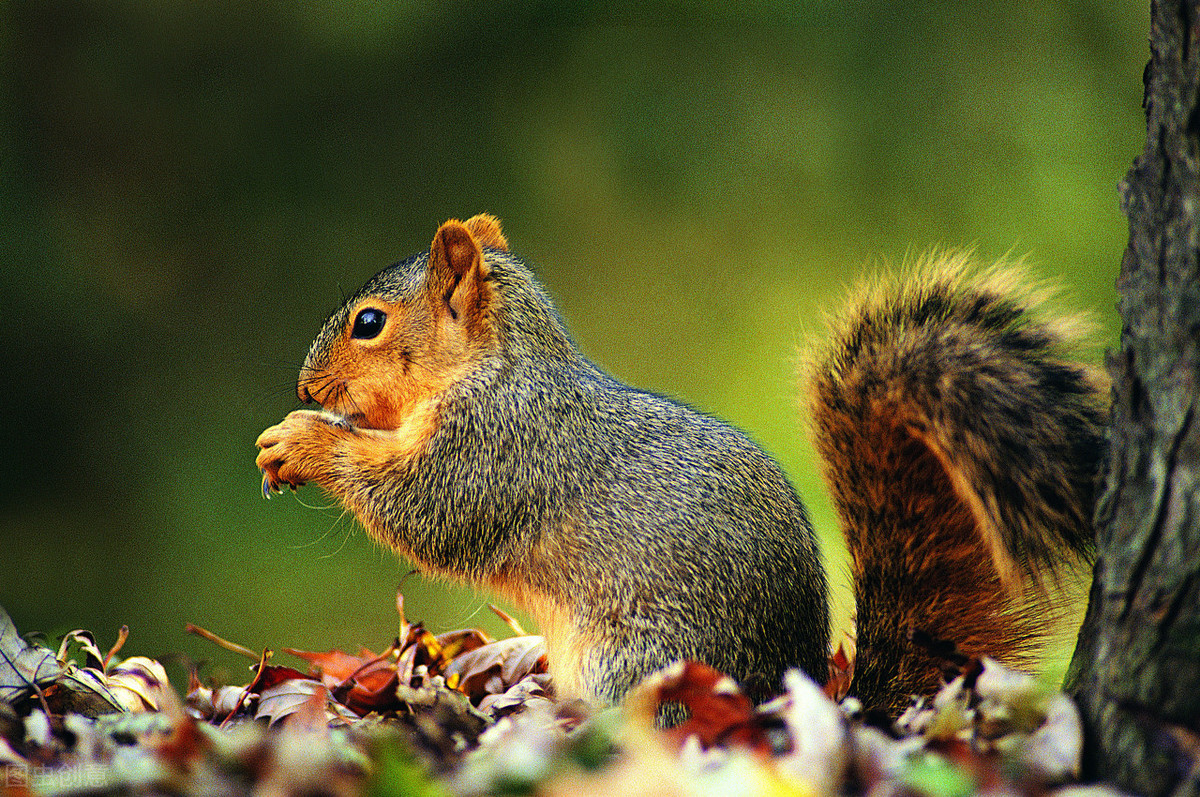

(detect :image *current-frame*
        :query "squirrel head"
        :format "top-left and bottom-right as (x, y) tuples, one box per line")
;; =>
(297, 214), (509, 430)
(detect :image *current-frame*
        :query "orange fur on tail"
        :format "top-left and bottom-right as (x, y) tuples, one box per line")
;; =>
(807, 253), (1106, 716)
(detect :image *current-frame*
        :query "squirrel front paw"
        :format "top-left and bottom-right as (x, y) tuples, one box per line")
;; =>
(255, 410), (351, 496)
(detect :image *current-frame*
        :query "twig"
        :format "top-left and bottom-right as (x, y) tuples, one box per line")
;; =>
(489, 604), (529, 637)
(185, 624), (260, 661)
(103, 625), (129, 672)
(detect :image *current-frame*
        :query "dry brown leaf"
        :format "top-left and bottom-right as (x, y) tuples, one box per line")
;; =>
(435, 628), (492, 659)
(443, 636), (548, 703)
(478, 673), (555, 716)
(257, 677), (327, 725)
(106, 656), (171, 712)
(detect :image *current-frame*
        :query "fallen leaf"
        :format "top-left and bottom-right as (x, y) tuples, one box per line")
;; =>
(478, 673), (555, 716)
(434, 629), (492, 660)
(0, 607), (61, 703)
(443, 636), (547, 703)
(626, 661), (770, 752)
(257, 678), (322, 725)
(106, 656), (172, 712)
(285, 647), (384, 687)
(824, 641), (853, 702)
(250, 664), (314, 693)
(772, 669), (849, 796)
(211, 685), (252, 717)
(52, 665), (125, 716)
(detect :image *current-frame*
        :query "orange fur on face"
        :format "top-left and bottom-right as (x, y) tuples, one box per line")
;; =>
(301, 299), (477, 432)
(300, 218), (502, 433)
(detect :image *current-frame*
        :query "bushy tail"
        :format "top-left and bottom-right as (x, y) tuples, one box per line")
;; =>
(806, 253), (1108, 717)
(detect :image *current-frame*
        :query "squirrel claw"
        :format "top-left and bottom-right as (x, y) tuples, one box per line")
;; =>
(261, 470), (275, 499)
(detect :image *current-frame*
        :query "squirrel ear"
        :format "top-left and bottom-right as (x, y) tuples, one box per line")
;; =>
(464, 213), (508, 252)
(427, 219), (494, 338)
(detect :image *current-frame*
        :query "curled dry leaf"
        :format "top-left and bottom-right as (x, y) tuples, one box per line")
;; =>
(0, 606), (62, 703)
(249, 664), (313, 693)
(55, 630), (106, 671)
(257, 679), (359, 728)
(257, 678), (327, 725)
(339, 670), (401, 716)
(203, 684), (252, 717)
(51, 664), (125, 717)
(443, 635), (548, 703)
(106, 656), (172, 712)
(771, 669), (849, 796)
(394, 641), (419, 690)
(435, 628), (492, 659)
(479, 673), (555, 716)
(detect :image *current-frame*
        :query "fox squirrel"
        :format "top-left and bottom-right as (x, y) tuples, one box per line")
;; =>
(255, 215), (1106, 718)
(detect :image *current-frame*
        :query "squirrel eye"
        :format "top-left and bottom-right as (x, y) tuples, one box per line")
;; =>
(351, 308), (387, 339)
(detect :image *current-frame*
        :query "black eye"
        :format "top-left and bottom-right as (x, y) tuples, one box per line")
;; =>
(351, 308), (387, 339)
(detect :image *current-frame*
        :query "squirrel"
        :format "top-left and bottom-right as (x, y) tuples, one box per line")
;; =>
(255, 215), (1107, 719)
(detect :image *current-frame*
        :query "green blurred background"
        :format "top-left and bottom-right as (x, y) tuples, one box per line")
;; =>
(4, 1), (1144, 687)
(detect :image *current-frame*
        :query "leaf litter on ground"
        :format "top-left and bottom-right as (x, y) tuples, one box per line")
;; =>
(0, 600), (1128, 796)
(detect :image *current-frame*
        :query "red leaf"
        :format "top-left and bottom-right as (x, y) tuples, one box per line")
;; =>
(338, 671), (400, 716)
(638, 661), (776, 754)
(249, 665), (311, 693)
(824, 641), (853, 701)
(284, 647), (380, 686)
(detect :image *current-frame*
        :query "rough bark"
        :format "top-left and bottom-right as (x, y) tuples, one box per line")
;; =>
(1064, 0), (1200, 794)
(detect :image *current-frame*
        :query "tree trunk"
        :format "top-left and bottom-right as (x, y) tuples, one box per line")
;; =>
(1065, 0), (1200, 794)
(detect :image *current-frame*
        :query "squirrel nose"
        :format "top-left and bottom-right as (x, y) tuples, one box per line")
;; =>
(297, 382), (314, 404)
